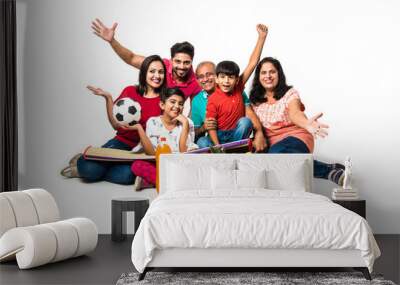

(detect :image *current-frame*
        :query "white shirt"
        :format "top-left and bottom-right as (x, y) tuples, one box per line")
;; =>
(145, 116), (197, 152)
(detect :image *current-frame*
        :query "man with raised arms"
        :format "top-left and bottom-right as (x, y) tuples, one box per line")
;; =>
(91, 19), (202, 101)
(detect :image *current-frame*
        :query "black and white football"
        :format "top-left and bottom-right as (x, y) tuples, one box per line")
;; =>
(113, 98), (141, 126)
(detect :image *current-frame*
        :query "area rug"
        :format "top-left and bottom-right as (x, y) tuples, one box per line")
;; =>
(116, 271), (396, 285)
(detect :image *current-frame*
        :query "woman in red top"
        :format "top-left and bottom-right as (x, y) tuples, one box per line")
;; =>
(250, 57), (344, 184)
(61, 55), (166, 184)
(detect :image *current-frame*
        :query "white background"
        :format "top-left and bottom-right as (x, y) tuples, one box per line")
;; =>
(16, 0), (400, 233)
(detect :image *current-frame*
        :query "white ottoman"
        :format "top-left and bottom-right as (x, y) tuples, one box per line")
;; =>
(0, 189), (98, 269)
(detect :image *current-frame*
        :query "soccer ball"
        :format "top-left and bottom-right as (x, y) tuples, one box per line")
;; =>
(113, 98), (141, 126)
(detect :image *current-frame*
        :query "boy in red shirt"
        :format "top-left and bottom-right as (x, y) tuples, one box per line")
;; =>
(198, 24), (268, 148)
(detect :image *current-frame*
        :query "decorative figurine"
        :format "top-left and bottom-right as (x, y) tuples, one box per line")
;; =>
(343, 156), (353, 190)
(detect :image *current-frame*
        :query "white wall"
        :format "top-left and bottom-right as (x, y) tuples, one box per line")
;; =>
(17, 0), (400, 233)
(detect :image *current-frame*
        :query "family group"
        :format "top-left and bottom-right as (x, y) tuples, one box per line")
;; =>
(60, 19), (345, 189)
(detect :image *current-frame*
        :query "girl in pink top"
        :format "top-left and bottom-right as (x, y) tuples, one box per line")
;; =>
(250, 57), (344, 185)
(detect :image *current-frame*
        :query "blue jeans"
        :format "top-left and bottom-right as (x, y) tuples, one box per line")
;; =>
(197, 117), (253, 148)
(77, 138), (136, 185)
(267, 136), (333, 179)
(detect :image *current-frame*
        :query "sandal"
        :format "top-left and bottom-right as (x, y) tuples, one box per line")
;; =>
(69, 153), (82, 167)
(60, 153), (82, 178)
(134, 177), (154, 191)
(60, 165), (80, 178)
(133, 176), (143, 191)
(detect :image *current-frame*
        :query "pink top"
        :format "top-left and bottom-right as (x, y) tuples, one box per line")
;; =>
(163, 58), (202, 100)
(253, 88), (314, 152)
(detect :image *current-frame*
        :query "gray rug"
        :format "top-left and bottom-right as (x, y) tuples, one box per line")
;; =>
(116, 271), (396, 285)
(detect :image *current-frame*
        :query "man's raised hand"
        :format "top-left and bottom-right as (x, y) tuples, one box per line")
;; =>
(91, 18), (117, 43)
(256, 24), (268, 39)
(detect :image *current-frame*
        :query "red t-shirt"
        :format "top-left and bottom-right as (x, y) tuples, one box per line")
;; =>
(163, 58), (202, 100)
(114, 86), (162, 148)
(206, 80), (245, 131)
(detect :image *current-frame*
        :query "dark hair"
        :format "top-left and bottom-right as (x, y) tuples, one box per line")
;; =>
(170, 41), (194, 59)
(137, 55), (167, 96)
(216, 61), (240, 77)
(249, 57), (292, 105)
(161, 87), (185, 103)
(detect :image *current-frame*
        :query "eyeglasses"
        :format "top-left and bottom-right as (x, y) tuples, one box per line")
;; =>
(196, 72), (215, 80)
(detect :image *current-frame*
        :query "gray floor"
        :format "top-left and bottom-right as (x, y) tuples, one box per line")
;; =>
(0, 235), (398, 285)
(0, 235), (134, 285)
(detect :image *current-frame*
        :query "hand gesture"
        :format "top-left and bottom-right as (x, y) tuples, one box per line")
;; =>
(204, 117), (217, 131)
(91, 18), (117, 43)
(87, 85), (111, 99)
(305, 112), (329, 138)
(174, 114), (189, 126)
(256, 24), (268, 39)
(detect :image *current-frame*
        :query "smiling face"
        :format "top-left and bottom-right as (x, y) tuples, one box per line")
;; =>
(216, 73), (238, 93)
(145, 60), (165, 90)
(196, 63), (216, 93)
(259, 62), (279, 92)
(171, 53), (192, 80)
(160, 94), (184, 119)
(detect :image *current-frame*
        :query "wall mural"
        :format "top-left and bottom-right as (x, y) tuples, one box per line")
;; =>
(59, 19), (348, 193)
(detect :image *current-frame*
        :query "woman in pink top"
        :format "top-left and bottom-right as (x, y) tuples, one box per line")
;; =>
(250, 57), (344, 184)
